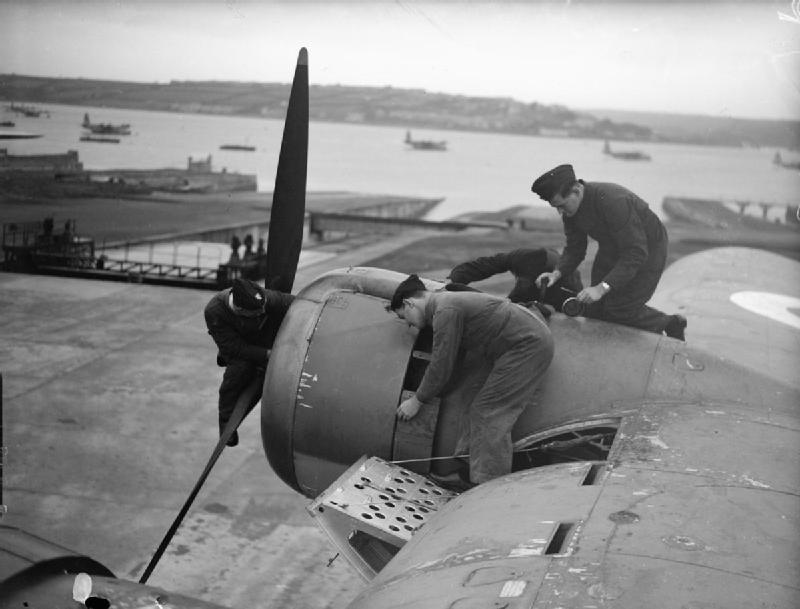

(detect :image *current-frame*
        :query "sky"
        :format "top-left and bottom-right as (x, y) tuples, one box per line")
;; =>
(1, 1), (799, 121)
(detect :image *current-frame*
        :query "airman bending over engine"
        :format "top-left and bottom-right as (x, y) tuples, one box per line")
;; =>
(389, 274), (554, 486)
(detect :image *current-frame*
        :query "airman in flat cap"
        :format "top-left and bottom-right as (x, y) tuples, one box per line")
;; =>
(531, 164), (687, 339)
(389, 274), (554, 486)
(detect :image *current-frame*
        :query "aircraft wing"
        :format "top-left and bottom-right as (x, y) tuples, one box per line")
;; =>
(344, 392), (800, 608)
(648, 246), (800, 390)
(278, 252), (800, 609)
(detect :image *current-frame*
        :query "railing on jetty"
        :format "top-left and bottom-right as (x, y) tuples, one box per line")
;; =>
(96, 259), (219, 282)
(1, 219), (259, 289)
(7, 249), (257, 290)
(2, 200), (514, 290)
(663, 196), (800, 228)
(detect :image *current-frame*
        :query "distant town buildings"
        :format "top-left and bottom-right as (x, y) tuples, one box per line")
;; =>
(187, 154), (213, 173)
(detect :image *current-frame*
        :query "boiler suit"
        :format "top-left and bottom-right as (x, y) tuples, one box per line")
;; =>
(204, 288), (294, 430)
(414, 291), (554, 484)
(557, 181), (672, 333)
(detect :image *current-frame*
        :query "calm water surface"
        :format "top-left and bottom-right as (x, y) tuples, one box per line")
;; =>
(3, 102), (798, 221)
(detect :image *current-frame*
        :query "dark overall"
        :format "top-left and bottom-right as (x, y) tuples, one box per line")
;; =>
(415, 292), (554, 484)
(449, 248), (583, 311)
(204, 288), (294, 430)
(557, 181), (672, 333)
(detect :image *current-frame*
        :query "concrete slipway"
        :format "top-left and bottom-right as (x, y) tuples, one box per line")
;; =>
(0, 230), (435, 609)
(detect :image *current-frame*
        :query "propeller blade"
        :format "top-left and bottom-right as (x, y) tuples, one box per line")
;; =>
(138, 378), (262, 584)
(265, 47), (308, 294)
(138, 51), (309, 585)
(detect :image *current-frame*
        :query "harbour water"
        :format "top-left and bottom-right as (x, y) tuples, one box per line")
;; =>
(2, 101), (798, 222)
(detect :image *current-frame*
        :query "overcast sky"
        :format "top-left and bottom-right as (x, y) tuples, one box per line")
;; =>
(1, 1), (799, 120)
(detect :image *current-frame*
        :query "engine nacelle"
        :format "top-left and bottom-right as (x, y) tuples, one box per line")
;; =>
(262, 268), (417, 496)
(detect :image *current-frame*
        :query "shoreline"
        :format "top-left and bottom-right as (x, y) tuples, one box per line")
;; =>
(3, 84), (799, 150)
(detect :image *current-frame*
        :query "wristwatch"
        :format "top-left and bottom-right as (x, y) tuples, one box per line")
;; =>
(600, 281), (611, 293)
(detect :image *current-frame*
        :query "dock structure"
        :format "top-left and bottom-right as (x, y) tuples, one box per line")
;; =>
(663, 195), (800, 226)
(2, 218), (94, 271)
(1, 149), (257, 194)
(2, 219), (269, 290)
(730, 198), (794, 220)
(0, 148), (83, 172)
(1, 191), (496, 290)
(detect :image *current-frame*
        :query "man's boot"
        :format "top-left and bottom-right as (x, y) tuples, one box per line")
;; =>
(665, 314), (687, 341)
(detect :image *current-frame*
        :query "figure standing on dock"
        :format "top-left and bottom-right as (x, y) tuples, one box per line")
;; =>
(531, 164), (687, 340)
(204, 278), (294, 446)
(243, 234), (255, 262)
(228, 235), (241, 264)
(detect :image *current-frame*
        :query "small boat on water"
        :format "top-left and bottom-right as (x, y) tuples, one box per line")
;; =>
(603, 140), (651, 161)
(80, 135), (120, 144)
(220, 144), (256, 151)
(82, 113), (131, 136)
(7, 103), (49, 117)
(0, 120), (15, 127)
(773, 151), (800, 171)
(404, 130), (447, 151)
(0, 131), (42, 140)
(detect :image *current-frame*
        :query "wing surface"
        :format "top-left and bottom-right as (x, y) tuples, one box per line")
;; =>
(649, 246), (800, 390)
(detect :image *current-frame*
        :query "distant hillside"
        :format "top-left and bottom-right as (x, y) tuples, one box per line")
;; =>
(1, 73), (797, 149)
(588, 108), (800, 150)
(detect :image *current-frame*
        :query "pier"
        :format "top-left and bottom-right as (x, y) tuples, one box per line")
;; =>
(729, 198), (798, 221)
(663, 196), (800, 227)
(1, 191), (477, 289)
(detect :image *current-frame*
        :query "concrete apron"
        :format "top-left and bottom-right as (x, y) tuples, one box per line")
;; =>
(0, 271), (363, 608)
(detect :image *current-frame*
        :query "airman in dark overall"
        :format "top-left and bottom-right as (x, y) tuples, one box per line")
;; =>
(448, 247), (583, 311)
(204, 278), (294, 446)
(531, 164), (686, 340)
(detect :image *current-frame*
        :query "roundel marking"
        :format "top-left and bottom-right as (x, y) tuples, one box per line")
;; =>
(729, 291), (800, 330)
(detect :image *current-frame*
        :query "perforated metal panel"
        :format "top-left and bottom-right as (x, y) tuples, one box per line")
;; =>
(308, 456), (457, 579)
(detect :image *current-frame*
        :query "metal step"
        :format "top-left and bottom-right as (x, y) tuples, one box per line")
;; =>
(307, 456), (457, 580)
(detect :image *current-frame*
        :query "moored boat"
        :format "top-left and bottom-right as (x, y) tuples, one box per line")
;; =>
(82, 113), (131, 136)
(0, 131), (42, 140)
(80, 135), (121, 144)
(219, 144), (256, 151)
(404, 130), (447, 151)
(603, 139), (651, 161)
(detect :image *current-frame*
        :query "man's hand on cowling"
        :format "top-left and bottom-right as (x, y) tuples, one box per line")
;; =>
(397, 395), (422, 421)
